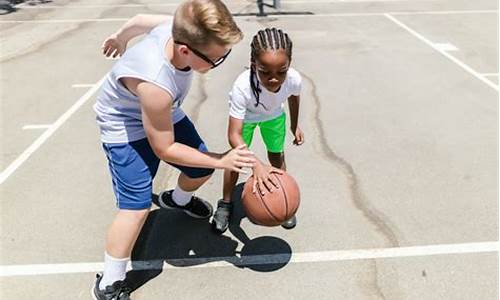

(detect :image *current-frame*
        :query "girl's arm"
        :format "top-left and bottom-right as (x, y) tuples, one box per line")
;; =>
(287, 95), (304, 145)
(102, 14), (172, 58)
(227, 116), (246, 148)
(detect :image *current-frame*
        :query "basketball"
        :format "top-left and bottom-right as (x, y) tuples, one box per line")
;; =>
(241, 172), (300, 226)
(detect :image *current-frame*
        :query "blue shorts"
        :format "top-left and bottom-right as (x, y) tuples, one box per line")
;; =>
(102, 116), (215, 210)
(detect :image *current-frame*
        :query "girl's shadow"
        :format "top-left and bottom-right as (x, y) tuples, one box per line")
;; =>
(126, 183), (292, 292)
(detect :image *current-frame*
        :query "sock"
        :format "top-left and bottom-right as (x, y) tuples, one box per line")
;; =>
(172, 185), (193, 206)
(99, 252), (129, 290)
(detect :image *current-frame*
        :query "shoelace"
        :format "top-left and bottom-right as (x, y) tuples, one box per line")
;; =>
(114, 284), (131, 300)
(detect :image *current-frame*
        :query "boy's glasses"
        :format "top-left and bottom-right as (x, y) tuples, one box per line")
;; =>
(174, 41), (231, 69)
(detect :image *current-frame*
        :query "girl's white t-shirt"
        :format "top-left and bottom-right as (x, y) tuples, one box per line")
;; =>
(228, 67), (302, 123)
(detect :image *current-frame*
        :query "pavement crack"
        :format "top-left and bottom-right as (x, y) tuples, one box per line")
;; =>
(298, 70), (400, 247)
(189, 73), (208, 124)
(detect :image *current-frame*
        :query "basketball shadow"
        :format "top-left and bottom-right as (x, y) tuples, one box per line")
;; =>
(229, 183), (293, 272)
(126, 190), (292, 292)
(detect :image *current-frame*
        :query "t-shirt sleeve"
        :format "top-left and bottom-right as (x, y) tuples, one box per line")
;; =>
(228, 85), (248, 120)
(149, 22), (172, 38)
(288, 68), (302, 96)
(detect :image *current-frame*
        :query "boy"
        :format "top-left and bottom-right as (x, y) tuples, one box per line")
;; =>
(92, 1), (254, 299)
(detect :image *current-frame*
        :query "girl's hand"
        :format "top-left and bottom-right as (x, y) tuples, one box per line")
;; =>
(292, 126), (304, 145)
(252, 162), (284, 195)
(102, 33), (128, 58)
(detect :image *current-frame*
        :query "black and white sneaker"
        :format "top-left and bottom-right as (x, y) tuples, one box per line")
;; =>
(158, 190), (213, 219)
(211, 200), (233, 234)
(281, 215), (297, 230)
(92, 273), (131, 300)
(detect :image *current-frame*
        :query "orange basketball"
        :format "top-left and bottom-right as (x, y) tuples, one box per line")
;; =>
(241, 172), (300, 226)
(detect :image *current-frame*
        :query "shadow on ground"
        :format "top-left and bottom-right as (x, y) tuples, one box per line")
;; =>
(126, 183), (292, 292)
(0, 0), (52, 15)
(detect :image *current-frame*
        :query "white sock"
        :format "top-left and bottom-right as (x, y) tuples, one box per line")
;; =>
(99, 252), (129, 290)
(172, 185), (193, 206)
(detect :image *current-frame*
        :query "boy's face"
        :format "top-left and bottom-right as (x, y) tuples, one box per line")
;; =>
(180, 42), (231, 73)
(254, 49), (290, 92)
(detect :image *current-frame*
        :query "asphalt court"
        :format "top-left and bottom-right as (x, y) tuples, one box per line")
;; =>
(0, 0), (498, 299)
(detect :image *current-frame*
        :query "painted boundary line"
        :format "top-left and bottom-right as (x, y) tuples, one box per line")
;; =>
(384, 13), (499, 92)
(0, 241), (498, 277)
(0, 76), (106, 185)
(0, 10), (496, 23)
(13, 0), (436, 8)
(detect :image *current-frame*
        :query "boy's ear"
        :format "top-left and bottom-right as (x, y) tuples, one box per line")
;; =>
(177, 44), (190, 56)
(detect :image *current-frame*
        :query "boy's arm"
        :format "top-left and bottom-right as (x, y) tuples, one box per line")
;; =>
(227, 116), (282, 194)
(102, 14), (172, 58)
(287, 95), (304, 145)
(130, 79), (255, 172)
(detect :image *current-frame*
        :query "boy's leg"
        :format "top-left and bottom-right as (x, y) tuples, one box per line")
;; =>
(157, 116), (215, 218)
(95, 139), (160, 299)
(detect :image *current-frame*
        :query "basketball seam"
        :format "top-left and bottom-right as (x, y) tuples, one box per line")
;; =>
(256, 182), (281, 224)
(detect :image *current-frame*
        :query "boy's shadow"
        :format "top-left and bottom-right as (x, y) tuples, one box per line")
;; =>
(126, 183), (292, 292)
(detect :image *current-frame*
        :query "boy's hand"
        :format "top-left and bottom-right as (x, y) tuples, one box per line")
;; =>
(102, 33), (127, 58)
(292, 126), (304, 145)
(219, 144), (255, 174)
(252, 162), (284, 195)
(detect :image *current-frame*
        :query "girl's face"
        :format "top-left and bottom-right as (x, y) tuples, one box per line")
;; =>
(254, 49), (290, 92)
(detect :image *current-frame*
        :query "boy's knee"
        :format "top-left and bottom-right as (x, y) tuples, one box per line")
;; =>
(122, 208), (150, 222)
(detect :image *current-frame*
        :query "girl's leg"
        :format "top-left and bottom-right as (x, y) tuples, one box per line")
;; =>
(267, 151), (286, 171)
(212, 169), (239, 233)
(223, 169), (240, 202)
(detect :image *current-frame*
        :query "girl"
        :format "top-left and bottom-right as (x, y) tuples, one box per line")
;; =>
(212, 27), (304, 234)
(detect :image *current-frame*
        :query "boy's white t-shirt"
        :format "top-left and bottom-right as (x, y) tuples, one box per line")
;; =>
(94, 22), (191, 143)
(228, 67), (302, 123)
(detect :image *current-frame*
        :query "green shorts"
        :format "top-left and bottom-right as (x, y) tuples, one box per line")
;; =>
(242, 113), (286, 153)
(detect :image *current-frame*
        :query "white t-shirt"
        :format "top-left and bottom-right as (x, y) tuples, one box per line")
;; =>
(94, 22), (191, 143)
(228, 67), (302, 123)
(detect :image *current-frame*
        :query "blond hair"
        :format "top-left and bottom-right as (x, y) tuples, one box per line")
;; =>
(173, 0), (243, 49)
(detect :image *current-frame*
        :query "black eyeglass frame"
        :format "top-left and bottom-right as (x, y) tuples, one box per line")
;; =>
(174, 41), (231, 69)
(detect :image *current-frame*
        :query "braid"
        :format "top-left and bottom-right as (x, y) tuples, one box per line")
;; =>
(249, 27), (293, 109)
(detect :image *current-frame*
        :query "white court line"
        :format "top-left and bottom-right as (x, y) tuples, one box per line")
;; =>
(390, 9), (497, 15)
(433, 42), (459, 52)
(385, 14), (499, 92)
(16, 3), (178, 9)
(71, 84), (95, 88)
(22, 124), (51, 130)
(0, 10), (496, 23)
(13, 0), (435, 8)
(0, 241), (497, 277)
(0, 18), (130, 24)
(0, 76), (106, 185)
